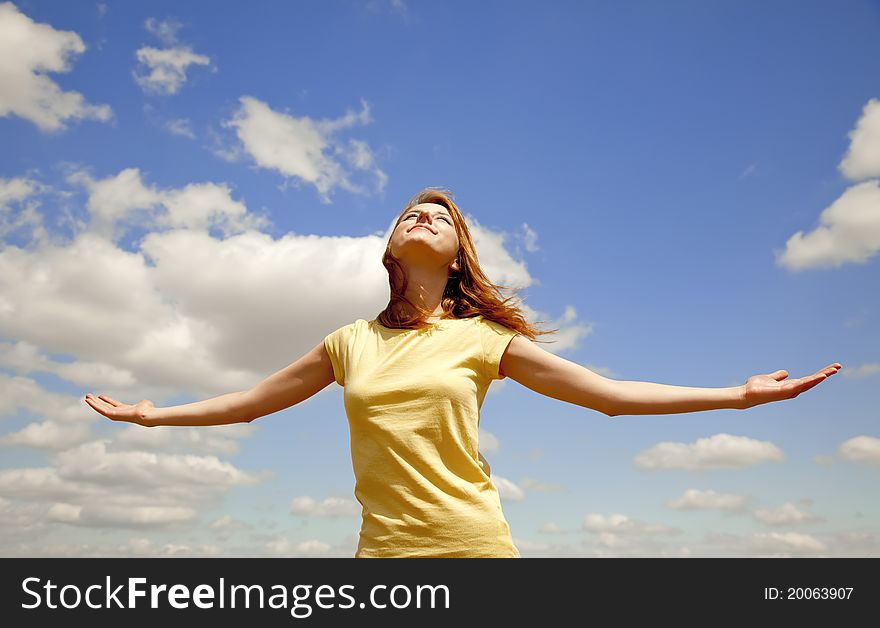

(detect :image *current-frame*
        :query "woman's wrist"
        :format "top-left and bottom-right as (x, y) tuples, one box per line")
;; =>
(733, 384), (749, 410)
(140, 405), (160, 427)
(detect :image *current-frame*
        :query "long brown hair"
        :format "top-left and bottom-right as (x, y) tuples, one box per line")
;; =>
(376, 187), (558, 343)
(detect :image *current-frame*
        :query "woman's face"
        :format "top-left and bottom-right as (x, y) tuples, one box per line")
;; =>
(389, 202), (461, 272)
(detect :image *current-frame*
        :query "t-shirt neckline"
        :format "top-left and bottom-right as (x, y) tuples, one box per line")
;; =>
(371, 316), (476, 332)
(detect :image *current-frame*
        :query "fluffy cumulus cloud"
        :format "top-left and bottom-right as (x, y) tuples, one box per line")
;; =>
(0, 373), (98, 451)
(133, 17), (213, 95)
(582, 513), (680, 536)
(264, 536), (355, 558)
(753, 501), (821, 526)
(112, 422), (256, 456)
(839, 98), (880, 180)
(290, 496), (361, 518)
(218, 96), (388, 203)
(519, 477), (565, 493)
(706, 530), (828, 557)
(665, 488), (751, 511)
(5, 536), (223, 558)
(777, 98), (880, 270)
(837, 435), (880, 466)
(478, 427), (499, 454)
(634, 433), (785, 471)
(574, 513), (684, 557)
(209, 514), (252, 541)
(840, 362), (880, 379)
(0, 2), (112, 132)
(491, 474), (525, 502)
(0, 437), (268, 553)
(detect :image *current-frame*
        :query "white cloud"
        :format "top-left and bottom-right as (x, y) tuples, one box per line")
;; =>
(778, 98), (880, 271)
(266, 536), (336, 557)
(142, 103), (197, 139)
(519, 477), (566, 493)
(464, 213), (534, 291)
(0, 176), (39, 207)
(521, 525), (877, 557)
(776, 180), (880, 270)
(0, 340), (136, 389)
(533, 305), (593, 354)
(0, 2), (112, 132)
(0, 176), (49, 244)
(666, 488), (750, 511)
(219, 96), (387, 203)
(53, 440), (265, 488)
(521, 222), (539, 252)
(582, 513), (680, 536)
(741, 531), (827, 556)
(112, 422), (255, 456)
(839, 98), (880, 180)
(0, 374), (98, 452)
(840, 363), (880, 379)
(290, 495), (361, 518)
(478, 427), (499, 453)
(753, 502), (821, 526)
(538, 522), (562, 534)
(837, 435), (880, 466)
(48, 502), (196, 527)
(209, 514), (252, 541)
(144, 16), (183, 45)
(491, 474), (524, 502)
(0, 419), (91, 450)
(133, 17), (213, 95)
(579, 513), (682, 556)
(0, 496), (49, 545)
(635, 433), (785, 471)
(2, 536), (222, 557)
(166, 117), (195, 139)
(0, 438), (269, 532)
(67, 167), (269, 241)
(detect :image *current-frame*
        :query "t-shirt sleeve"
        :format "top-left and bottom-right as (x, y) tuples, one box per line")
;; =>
(479, 317), (520, 380)
(323, 322), (355, 386)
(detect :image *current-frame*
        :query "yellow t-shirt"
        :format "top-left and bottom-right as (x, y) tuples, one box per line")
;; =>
(323, 314), (521, 558)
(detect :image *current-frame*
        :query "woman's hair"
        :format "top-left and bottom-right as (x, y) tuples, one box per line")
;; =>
(376, 186), (558, 342)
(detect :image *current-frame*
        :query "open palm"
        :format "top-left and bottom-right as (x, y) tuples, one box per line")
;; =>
(741, 362), (841, 409)
(84, 394), (154, 426)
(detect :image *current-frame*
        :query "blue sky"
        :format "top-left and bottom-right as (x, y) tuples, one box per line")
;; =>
(1, 0), (878, 557)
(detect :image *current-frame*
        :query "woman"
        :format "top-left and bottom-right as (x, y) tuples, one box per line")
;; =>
(84, 187), (842, 558)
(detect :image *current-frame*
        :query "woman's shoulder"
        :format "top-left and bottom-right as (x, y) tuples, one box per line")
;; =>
(325, 318), (368, 339)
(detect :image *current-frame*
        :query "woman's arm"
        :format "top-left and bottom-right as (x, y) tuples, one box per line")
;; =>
(499, 336), (841, 417)
(144, 391), (253, 427)
(86, 341), (337, 427)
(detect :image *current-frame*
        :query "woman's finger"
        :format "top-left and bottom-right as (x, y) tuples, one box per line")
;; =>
(797, 374), (827, 394)
(84, 396), (108, 417)
(99, 395), (120, 407)
(88, 396), (117, 418)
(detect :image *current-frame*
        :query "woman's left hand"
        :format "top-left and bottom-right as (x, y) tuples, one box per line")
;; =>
(740, 362), (842, 409)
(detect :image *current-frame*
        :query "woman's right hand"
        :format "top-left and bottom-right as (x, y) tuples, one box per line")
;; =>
(84, 394), (156, 427)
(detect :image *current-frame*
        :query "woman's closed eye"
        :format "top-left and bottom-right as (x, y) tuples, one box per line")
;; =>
(404, 213), (451, 224)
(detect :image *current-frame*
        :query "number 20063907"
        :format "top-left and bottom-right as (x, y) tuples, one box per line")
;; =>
(764, 587), (854, 600)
